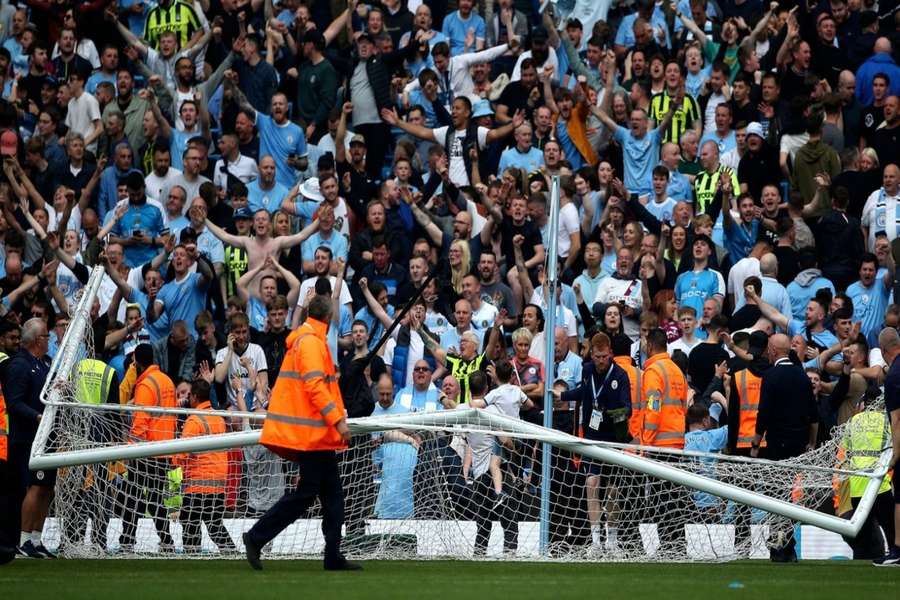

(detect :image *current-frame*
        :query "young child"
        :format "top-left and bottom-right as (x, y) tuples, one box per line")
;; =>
(684, 402), (729, 517)
(466, 361), (534, 506)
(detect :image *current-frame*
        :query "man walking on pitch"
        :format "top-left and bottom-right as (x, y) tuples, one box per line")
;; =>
(874, 327), (900, 566)
(243, 294), (359, 571)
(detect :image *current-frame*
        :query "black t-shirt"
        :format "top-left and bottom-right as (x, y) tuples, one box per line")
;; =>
(885, 356), (900, 415)
(498, 217), (543, 272)
(496, 81), (544, 121)
(688, 342), (730, 393)
(859, 104), (884, 145)
(774, 246), (800, 286)
(871, 125), (900, 173)
(730, 304), (762, 332)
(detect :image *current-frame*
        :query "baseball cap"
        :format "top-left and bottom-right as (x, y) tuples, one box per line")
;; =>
(746, 122), (765, 140)
(0, 130), (16, 156)
(357, 32), (375, 45)
(693, 233), (715, 251)
(349, 133), (366, 146)
(303, 29), (325, 47)
(531, 27), (549, 43)
(234, 207), (253, 220)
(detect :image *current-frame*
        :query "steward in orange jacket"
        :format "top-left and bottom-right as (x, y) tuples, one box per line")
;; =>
(174, 379), (236, 554)
(245, 295), (357, 572)
(120, 344), (176, 550)
(260, 314), (348, 459)
(130, 363), (176, 443)
(639, 330), (688, 448)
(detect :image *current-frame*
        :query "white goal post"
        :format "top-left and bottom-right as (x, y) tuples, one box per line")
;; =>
(28, 266), (894, 559)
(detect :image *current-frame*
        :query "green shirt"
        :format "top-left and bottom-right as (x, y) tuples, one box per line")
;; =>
(296, 58), (339, 126)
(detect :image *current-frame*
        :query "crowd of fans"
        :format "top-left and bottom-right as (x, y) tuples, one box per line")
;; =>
(0, 0), (898, 559)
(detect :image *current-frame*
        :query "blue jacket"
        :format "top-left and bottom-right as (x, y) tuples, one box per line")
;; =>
(561, 361), (631, 442)
(856, 53), (900, 107)
(786, 269), (836, 321)
(5, 350), (50, 445)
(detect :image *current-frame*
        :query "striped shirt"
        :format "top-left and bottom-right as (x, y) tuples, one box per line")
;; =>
(649, 92), (701, 145)
(143, 1), (202, 49)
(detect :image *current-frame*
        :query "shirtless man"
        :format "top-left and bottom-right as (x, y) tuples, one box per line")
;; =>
(204, 209), (318, 275)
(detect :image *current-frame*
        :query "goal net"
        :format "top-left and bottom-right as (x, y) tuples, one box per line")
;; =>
(30, 267), (893, 561)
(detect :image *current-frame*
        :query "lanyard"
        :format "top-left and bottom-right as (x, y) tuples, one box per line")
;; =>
(590, 366), (614, 410)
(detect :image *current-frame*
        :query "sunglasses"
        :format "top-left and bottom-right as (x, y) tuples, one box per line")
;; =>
(413, 366), (431, 373)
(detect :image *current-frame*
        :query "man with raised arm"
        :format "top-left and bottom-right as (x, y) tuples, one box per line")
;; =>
(590, 51), (679, 196)
(381, 96), (523, 187)
(204, 209), (318, 273)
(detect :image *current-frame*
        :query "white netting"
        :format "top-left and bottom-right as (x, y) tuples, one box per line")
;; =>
(31, 268), (893, 561)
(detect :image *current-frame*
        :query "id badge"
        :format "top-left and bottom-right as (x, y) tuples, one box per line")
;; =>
(589, 409), (604, 430)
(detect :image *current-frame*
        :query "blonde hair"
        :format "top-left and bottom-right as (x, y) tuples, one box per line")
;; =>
(449, 239), (470, 294)
(861, 147), (880, 169)
(511, 327), (534, 346)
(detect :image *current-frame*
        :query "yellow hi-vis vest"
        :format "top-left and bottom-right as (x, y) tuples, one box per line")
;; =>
(841, 410), (892, 498)
(76, 359), (116, 405)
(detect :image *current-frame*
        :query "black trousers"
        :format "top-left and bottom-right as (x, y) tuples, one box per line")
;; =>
(339, 436), (373, 537)
(761, 440), (808, 558)
(650, 455), (688, 555)
(354, 123), (391, 182)
(844, 492), (897, 559)
(0, 459), (17, 548)
(247, 450), (344, 559)
(121, 458), (173, 547)
(182, 492), (236, 553)
(472, 471), (518, 555)
(548, 449), (590, 549)
(62, 464), (114, 549)
(731, 447), (754, 552)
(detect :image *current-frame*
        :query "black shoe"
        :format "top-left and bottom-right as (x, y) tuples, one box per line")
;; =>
(873, 546), (900, 567)
(33, 544), (57, 559)
(17, 541), (43, 559)
(243, 533), (262, 571)
(324, 554), (363, 571)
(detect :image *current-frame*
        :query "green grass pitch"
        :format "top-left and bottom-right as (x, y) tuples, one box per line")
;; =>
(1, 559), (895, 599)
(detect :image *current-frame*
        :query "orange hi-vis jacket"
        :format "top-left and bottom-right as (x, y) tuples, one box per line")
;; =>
(0, 390), (7, 462)
(640, 352), (688, 448)
(260, 318), (347, 460)
(174, 401), (228, 494)
(734, 369), (766, 449)
(614, 356), (643, 440)
(130, 365), (177, 442)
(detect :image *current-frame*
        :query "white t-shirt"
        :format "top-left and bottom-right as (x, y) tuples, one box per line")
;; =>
(644, 196), (678, 224)
(861, 187), (900, 251)
(213, 154), (260, 189)
(298, 276), (352, 307)
(431, 126), (490, 186)
(484, 383), (528, 419)
(557, 202), (580, 258)
(145, 168), (183, 202)
(511, 47), (559, 83)
(65, 92), (101, 151)
(727, 256), (762, 298)
(215, 343), (268, 408)
(470, 301), (499, 330)
(98, 266), (144, 319)
(382, 327), (425, 386)
(668, 336), (702, 357)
